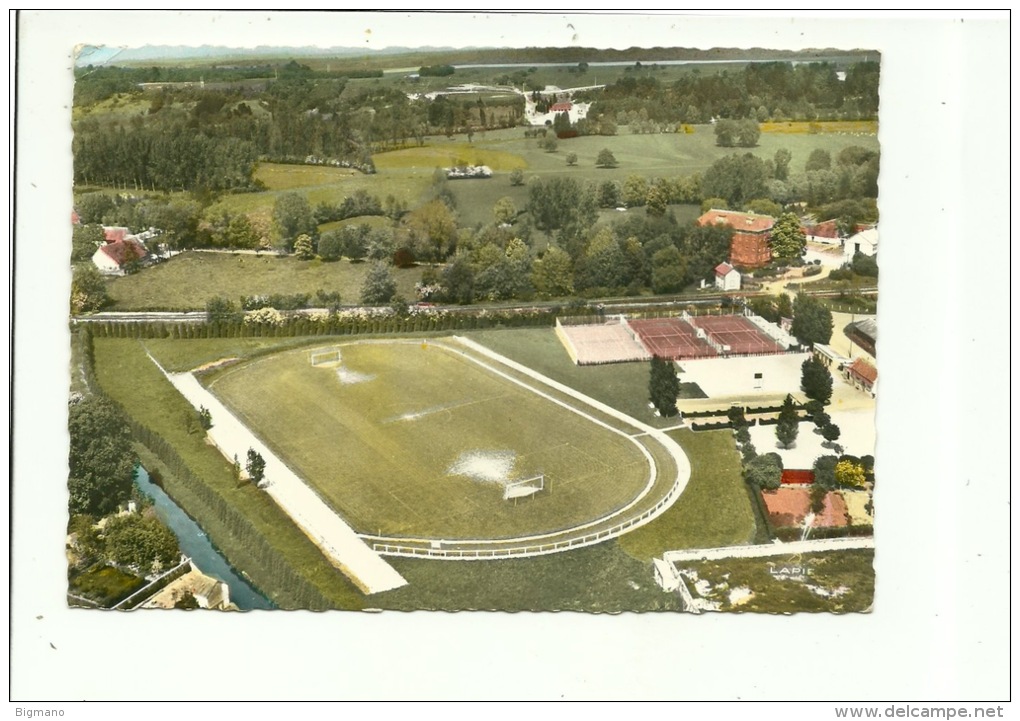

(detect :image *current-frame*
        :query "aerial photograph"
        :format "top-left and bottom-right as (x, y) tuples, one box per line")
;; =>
(63, 25), (882, 614)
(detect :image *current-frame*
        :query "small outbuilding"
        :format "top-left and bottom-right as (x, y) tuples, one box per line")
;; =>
(713, 262), (741, 291)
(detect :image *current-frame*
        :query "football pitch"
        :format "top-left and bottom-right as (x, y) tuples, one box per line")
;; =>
(205, 339), (652, 541)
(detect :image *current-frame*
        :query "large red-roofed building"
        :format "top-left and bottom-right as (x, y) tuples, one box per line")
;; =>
(698, 209), (775, 269)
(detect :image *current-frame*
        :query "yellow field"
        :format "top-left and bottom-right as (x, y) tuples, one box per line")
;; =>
(255, 163), (362, 191)
(372, 144), (528, 171)
(760, 120), (878, 135)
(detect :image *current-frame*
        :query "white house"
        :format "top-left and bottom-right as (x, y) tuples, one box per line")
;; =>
(844, 227), (878, 260)
(92, 238), (148, 276)
(714, 262), (741, 291)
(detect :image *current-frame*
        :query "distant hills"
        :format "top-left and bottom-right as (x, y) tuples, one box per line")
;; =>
(76, 44), (876, 68)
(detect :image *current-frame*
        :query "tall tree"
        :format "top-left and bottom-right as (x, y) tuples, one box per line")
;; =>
(650, 246), (687, 294)
(531, 245), (574, 298)
(770, 212), (807, 261)
(71, 225), (106, 263)
(791, 293), (834, 345)
(360, 262), (398, 305)
(293, 234), (315, 260)
(68, 396), (136, 517)
(406, 199), (458, 262)
(103, 512), (181, 575)
(800, 355), (834, 405)
(773, 148), (792, 181)
(441, 254), (476, 304)
(272, 192), (316, 251)
(493, 197), (517, 225)
(246, 448), (267, 487)
(648, 356), (680, 417)
(595, 148), (618, 168)
(701, 153), (769, 207)
(805, 148), (832, 172)
(70, 264), (109, 314)
(775, 394), (800, 449)
(575, 227), (624, 291)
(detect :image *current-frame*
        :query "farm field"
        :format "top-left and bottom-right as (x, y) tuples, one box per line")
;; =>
(206, 125), (876, 232)
(205, 339), (652, 539)
(105, 252), (425, 311)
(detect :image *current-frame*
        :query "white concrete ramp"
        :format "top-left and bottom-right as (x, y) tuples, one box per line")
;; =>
(163, 369), (408, 595)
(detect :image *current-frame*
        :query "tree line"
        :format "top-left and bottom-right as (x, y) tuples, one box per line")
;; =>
(581, 61), (880, 125)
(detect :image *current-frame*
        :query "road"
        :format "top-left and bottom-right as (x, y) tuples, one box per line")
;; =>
(72, 285), (876, 325)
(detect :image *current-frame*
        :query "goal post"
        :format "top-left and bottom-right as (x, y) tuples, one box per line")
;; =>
(309, 347), (342, 367)
(503, 474), (545, 501)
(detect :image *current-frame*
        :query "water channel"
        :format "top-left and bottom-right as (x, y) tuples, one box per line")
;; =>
(134, 466), (275, 610)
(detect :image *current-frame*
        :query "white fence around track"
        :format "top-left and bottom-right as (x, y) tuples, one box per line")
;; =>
(370, 472), (683, 560)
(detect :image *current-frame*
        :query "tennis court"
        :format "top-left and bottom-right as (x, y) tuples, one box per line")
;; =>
(628, 318), (717, 360)
(690, 315), (784, 356)
(555, 319), (650, 365)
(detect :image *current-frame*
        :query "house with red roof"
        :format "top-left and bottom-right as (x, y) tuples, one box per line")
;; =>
(698, 209), (775, 269)
(549, 101), (573, 113)
(713, 262), (741, 291)
(844, 358), (878, 396)
(103, 226), (130, 244)
(92, 238), (148, 276)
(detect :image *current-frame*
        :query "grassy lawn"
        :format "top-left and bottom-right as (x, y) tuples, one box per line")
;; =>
(143, 337), (324, 373)
(373, 144), (527, 171)
(68, 565), (148, 607)
(255, 163), (364, 191)
(374, 540), (682, 612)
(318, 215), (394, 234)
(206, 339), (650, 539)
(105, 252), (425, 311)
(675, 549), (874, 614)
(619, 429), (760, 561)
(467, 327), (678, 428)
(91, 337), (368, 610)
(205, 165), (433, 225)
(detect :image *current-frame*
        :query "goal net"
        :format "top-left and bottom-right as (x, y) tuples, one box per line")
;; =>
(503, 475), (545, 501)
(309, 347), (342, 368)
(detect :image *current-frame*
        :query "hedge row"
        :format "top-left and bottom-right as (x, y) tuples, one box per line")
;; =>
(84, 308), (557, 340)
(684, 408), (731, 419)
(770, 524), (874, 543)
(756, 414), (810, 426)
(691, 420), (734, 431)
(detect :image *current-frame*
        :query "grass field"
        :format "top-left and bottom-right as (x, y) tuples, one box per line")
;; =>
(255, 163), (363, 191)
(206, 339), (651, 539)
(619, 429), (760, 560)
(105, 252), (425, 311)
(376, 540), (682, 612)
(467, 327), (677, 428)
(143, 337), (324, 373)
(760, 120), (878, 135)
(373, 145), (527, 171)
(675, 549), (874, 613)
(206, 126), (876, 233)
(91, 337), (368, 610)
